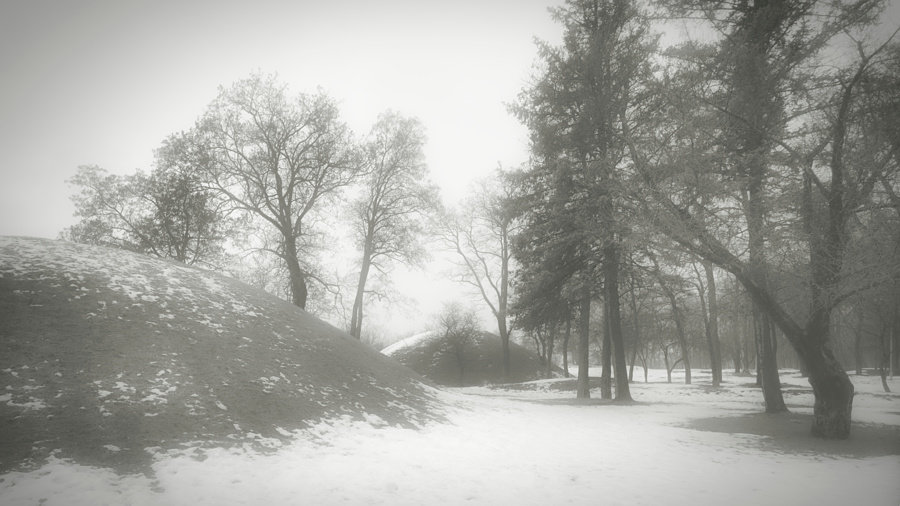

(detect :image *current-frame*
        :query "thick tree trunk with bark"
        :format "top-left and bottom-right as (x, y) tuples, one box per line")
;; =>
(605, 244), (632, 401)
(796, 322), (855, 438)
(757, 309), (786, 412)
(283, 235), (308, 309)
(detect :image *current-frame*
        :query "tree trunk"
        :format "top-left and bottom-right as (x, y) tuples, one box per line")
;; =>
(808, 358), (854, 439)
(605, 243), (632, 401)
(732, 316), (742, 374)
(546, 326), (556, 379)
(627, 270), (641, 383)
(796, 325), (855, 439)
(854, 309), (864, 375)
(456, 346), (466, 387)
(576, 286), (591, 399)
(498, 319), (511, 382)
(498, 246), (512, 380)
(669, 294), (691, 385)
(704, 261), (723, 386)
(628, 347), (637, 383)
(563, 318), (571, 378)
(892, 314), (898, 379)
(641, 352), (648, 383)
(761, 313), (786, 412)
(536, 329), (547, 364)
(600, 297), (613, 400)
(723, 259), (853, 437)
(283, 235), (308, 309)
(879, 327), (891, 393)
(663, 346), (672, 383)
(349, 246), (373, 339)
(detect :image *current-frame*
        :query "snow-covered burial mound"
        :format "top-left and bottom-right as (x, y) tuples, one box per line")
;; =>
(0, 237), (441, 474)
(382, 330), (547, 386)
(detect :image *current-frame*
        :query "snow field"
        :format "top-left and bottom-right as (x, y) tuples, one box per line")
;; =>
(2, 369), (898, 506)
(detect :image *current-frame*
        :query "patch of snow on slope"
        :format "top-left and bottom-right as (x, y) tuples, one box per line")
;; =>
(381, 331), (438, 355)
(0, 237), (268, 332)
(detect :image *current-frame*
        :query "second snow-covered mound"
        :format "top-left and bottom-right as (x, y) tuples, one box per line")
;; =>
(382, 330), (546, 386)
(0, 237), (442, 474)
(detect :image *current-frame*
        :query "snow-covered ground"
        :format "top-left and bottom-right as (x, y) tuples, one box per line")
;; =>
(2, 368), (897, 506)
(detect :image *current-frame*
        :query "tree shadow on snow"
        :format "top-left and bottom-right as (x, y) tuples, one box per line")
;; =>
(684, 412), (900, 458)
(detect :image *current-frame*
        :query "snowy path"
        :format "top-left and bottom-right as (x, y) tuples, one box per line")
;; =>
(2, 370), (899, 505)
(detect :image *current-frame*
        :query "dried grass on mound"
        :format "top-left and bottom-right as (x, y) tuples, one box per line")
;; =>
(0, 237), (442, 475)
(383, 331), (549, 386)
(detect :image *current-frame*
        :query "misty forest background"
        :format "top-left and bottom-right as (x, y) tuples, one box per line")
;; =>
(59, 0), (900, 439)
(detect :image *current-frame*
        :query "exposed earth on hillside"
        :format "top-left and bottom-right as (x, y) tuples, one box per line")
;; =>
(0, 237), (443, 475)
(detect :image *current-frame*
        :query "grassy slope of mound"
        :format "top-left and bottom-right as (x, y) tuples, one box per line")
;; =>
(0, 237), (442, 474)
(382, 330), (548, 386)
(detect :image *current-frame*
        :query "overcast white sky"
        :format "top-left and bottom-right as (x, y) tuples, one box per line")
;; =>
(0, 0), (562, 239)
(0, 0), (565, 340)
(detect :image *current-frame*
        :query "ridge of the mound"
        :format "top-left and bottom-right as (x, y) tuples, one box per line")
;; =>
(382, 328), (549, 387)
(381, 330), (439, 356)
(0, 237), (443, 474)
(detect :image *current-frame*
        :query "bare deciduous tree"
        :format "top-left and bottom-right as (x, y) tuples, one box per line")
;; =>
(440, 170), (517, 379)
(197, 74), (362, 309)
(349, 112), (437, 338)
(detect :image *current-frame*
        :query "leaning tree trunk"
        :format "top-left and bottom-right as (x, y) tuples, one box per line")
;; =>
(349, 246), (373, 339)
(795, 313), (855, 439)
(728, 258), (854, 438)
(283, 235), (308, 309)
(807, 351), (854, 439)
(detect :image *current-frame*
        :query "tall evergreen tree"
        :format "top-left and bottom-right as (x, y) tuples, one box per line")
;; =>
(513, 0), (656, 401)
